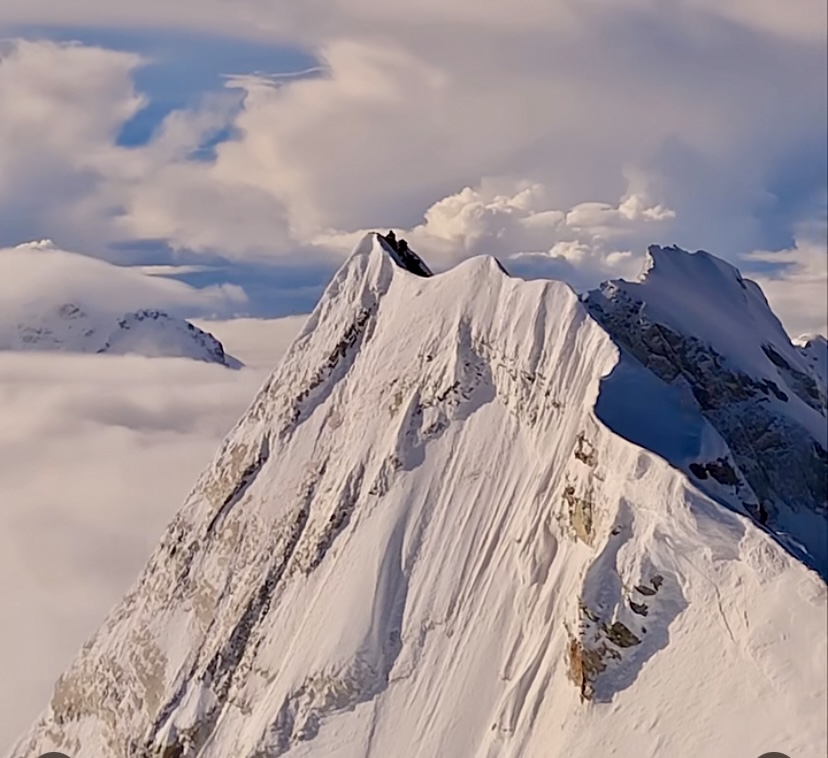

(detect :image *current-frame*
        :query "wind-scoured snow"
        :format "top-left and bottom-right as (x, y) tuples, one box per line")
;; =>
(8, 234), (826, 758)
(0, 303), (241, 367)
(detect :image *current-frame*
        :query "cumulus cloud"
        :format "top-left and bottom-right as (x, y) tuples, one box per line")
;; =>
(407, 180), (667, 268)
(0, 39), (251, 257)
(309, 179), (668, 291)
(0, 40), (144, 250)
(0, 316), (304, 748)
(1, 3), (824, 271)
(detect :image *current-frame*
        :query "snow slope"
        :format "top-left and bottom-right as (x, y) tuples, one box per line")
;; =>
(1, 303), (241, 367)
(8, 235), (826, 758)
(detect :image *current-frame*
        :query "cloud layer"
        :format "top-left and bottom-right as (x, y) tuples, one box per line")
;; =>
(0, 240), (246, 335)
(0, 317), (303, 749)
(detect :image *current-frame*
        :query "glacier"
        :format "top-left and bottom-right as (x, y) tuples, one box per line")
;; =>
(8, 234), (826, 758)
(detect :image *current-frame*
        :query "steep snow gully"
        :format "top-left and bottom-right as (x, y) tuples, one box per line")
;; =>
(9, 232), (827, 758)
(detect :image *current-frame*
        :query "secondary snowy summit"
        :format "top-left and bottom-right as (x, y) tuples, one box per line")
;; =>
(585, 244), (826, 574)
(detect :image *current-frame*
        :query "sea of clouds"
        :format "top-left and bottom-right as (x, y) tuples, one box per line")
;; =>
(0, 315), (304, 746)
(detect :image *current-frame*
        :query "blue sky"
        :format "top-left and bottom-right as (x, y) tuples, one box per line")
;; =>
(3, 24), (319, 149)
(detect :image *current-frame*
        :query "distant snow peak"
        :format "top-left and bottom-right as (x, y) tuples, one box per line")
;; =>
(6, 301), (241, 367)
(9, 234), (826, 758)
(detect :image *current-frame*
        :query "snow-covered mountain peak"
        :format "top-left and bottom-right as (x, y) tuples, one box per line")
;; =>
(586, 244), (826, 576)
(102, 308), (242, 367)
(8, 234), (826, 758)
(3, 300), (241, 367)
(640, 243), (747, 287)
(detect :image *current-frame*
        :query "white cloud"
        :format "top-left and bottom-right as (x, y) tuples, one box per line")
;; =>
(746, 235), (828, 339)
(0, 39), (254, 256)
(566, 195), (676, 230)
(114, 40), (455, 250)
(688, 0), (828, 42)
(0, 40), (145, 251)
(0, 240), (247, 336)
(0, 316), (304, 749)
(311, 180), (667, 289)
(418, 180), (672, 252)
(2, 8), (824, 269)
(0, 0), (824, 44)
(0, 1), (295, 41)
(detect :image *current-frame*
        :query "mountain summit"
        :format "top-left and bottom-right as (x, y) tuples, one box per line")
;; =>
(9, 235), (826, 758)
